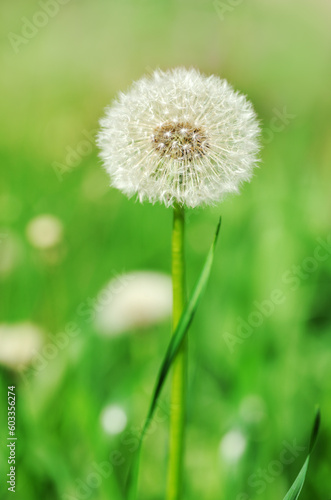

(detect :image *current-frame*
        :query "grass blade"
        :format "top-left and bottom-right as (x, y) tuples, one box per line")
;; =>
(282, 409), (320, 500)
(127, 217), (222, 500)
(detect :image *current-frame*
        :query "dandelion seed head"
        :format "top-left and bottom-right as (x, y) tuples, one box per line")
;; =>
(97, 68), (260, 207)
(152, 121), (209, 161)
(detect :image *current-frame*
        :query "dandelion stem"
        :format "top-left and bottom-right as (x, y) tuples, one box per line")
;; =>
(167, 203), (187, 500)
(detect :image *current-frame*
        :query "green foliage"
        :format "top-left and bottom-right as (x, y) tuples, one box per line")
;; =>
(283, 410), (320, 500)
(128, 219), (221, 500)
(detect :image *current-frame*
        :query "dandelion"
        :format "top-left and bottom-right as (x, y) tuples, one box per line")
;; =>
(100, 404), (128, 435)
(97, 67), (260, 500)
(0, 322), (44, 370)
(26, 214), (63, 250)
(94, 271), (172, 337)
(97, 67), (260, 208)
(219, 429), (247, 464)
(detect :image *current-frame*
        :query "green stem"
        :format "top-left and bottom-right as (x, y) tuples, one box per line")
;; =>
(167, 203), (187, 500)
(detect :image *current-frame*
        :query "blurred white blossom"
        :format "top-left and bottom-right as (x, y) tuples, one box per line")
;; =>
(100, 404), (128, 435)
(0, 322), (44, 370)
(95, 271), (172, 336)
(26, 214), (63, 249)
(219, 429), (247, 463)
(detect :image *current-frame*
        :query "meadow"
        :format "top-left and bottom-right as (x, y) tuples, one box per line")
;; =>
(0, 0), (331, 499)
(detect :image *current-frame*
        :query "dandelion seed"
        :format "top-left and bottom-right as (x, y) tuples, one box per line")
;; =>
(97, 67), (260, 207)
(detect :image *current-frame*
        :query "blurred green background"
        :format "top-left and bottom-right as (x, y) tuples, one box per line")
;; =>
(1, 0), (331, 499)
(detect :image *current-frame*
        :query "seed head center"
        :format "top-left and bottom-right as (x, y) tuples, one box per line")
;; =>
(152, 121), (208, 161)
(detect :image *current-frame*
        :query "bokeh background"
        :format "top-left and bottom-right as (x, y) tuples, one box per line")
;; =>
(1, 0), (331, 499)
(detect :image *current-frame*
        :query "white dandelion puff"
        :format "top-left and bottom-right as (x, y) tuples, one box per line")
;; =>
(97, 67), (260, 207)
(219, 429), (247, 464)
(26, 214), (63, 250)
(0, 322), (44, 370)
(100, 404), (128, 435)
(94, 271), (172, 336)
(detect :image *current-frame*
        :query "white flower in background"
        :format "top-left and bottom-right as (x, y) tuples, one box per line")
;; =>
(26, 214), (63, 249)
(100, 404), (128, 435)
(0, 322), (44, 370)
(219, 429), (247, 463)
(95, 271), (172, 336)
(97, 67), (260, 208)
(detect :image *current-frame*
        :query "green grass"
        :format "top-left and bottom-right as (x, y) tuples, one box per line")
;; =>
(1, 0), (331, 499)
